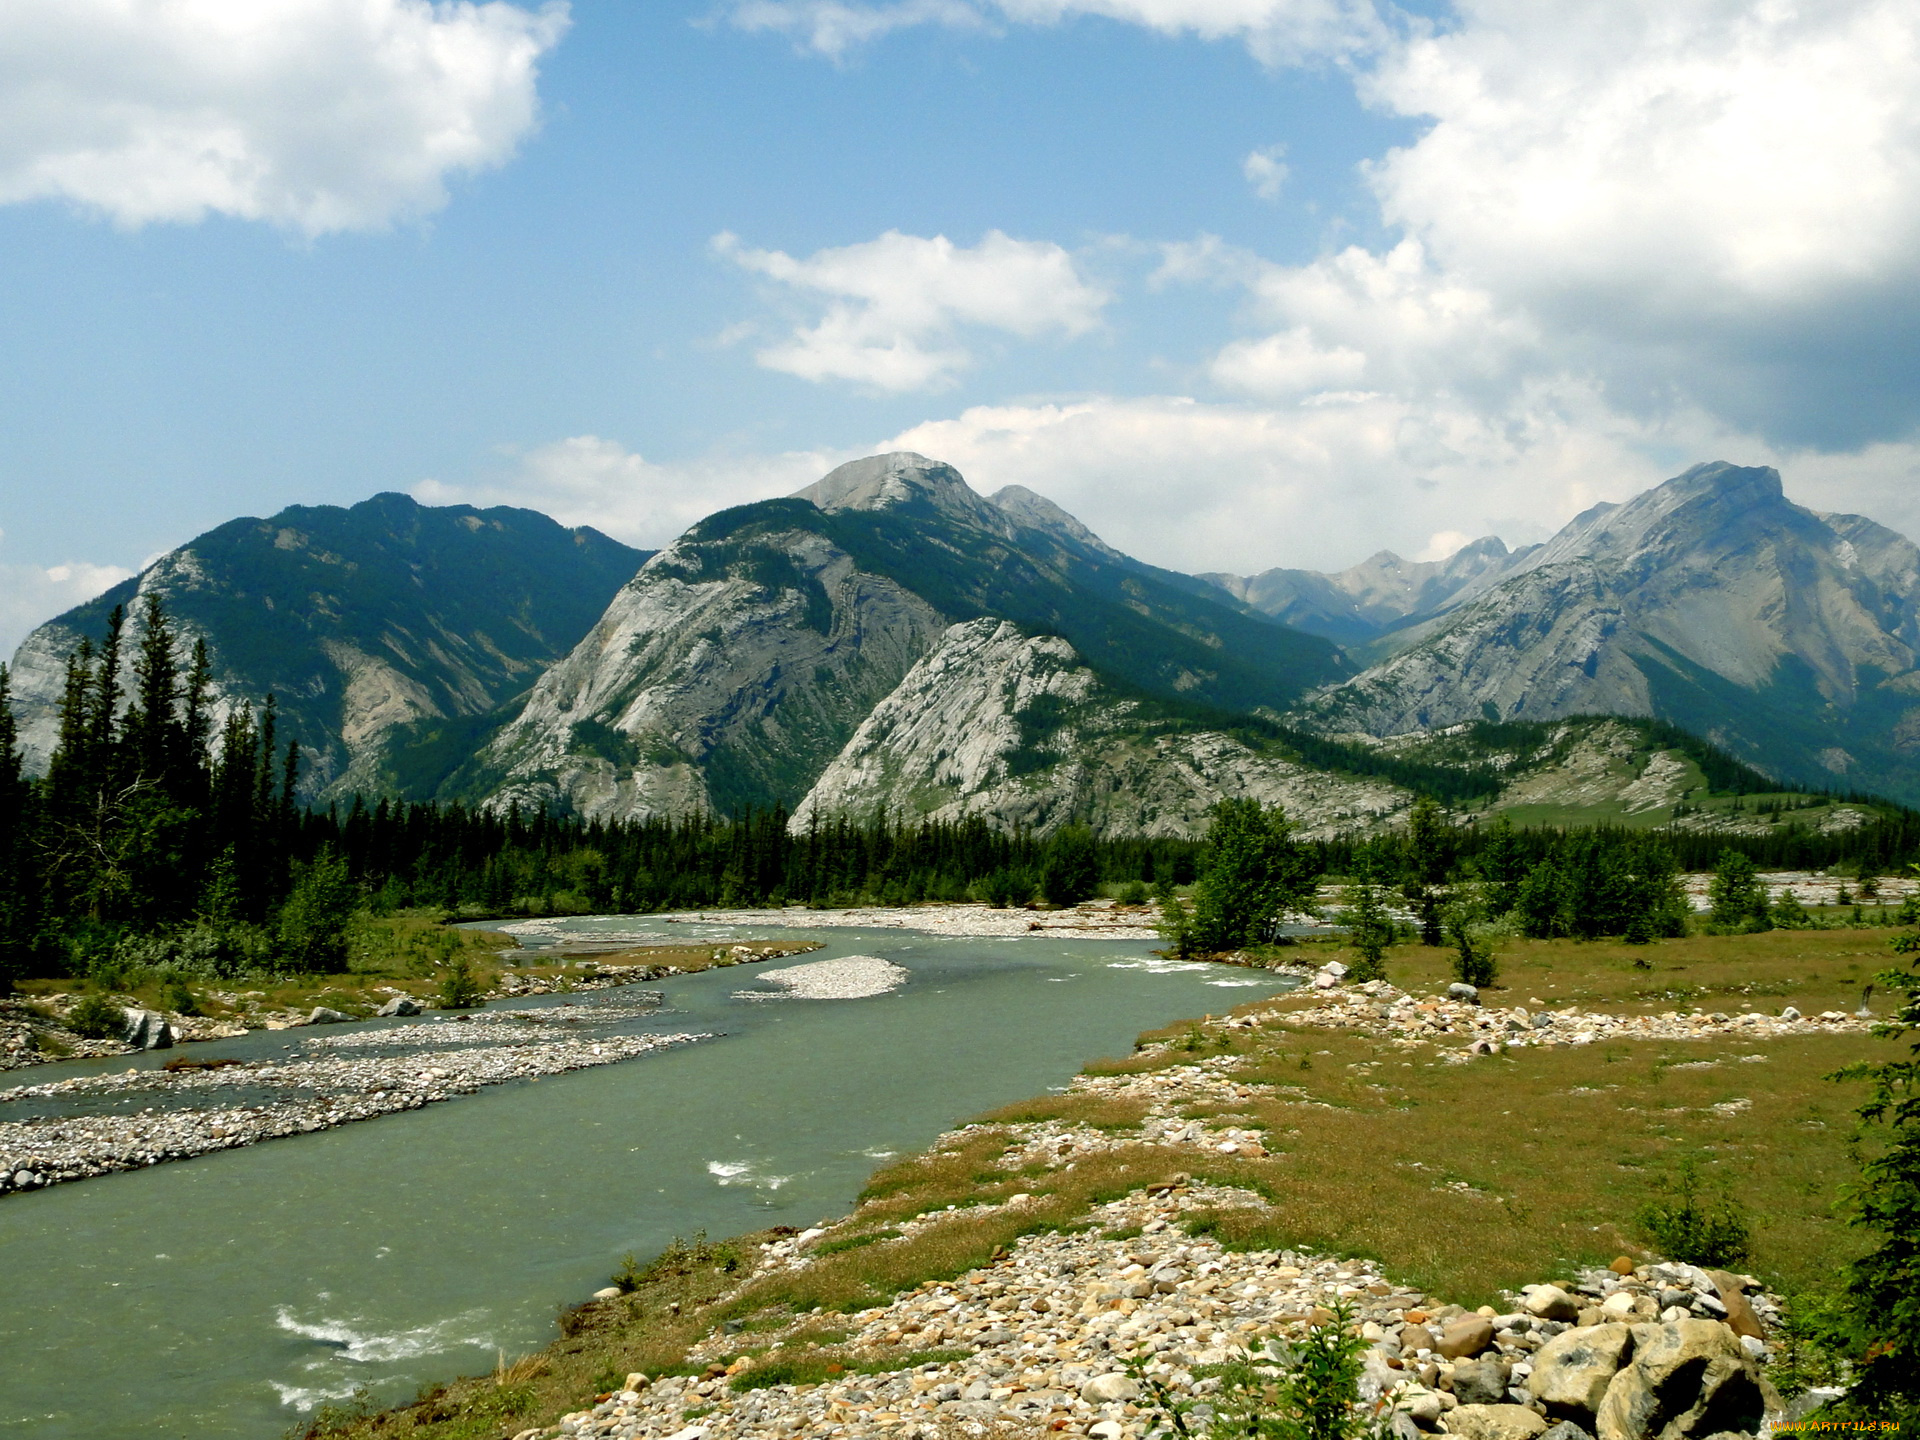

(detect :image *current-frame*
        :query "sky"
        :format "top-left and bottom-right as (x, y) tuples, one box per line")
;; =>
(4, 0), (1920, 656)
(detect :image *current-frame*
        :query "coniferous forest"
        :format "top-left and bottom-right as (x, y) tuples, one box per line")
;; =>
(4, 596), (1920, 994)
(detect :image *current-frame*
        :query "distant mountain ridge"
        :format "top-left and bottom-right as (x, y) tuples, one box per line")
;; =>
(1290, 462), (1920, 804)
(1201, 535), (1516, 645)
(11, 453), (1918, 831)
(7, 493), (647, 800)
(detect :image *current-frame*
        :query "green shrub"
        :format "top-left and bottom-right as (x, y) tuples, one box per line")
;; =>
(1444, 904), (1498, 989)
(1117, 879), (1150, 906)
(437, 954), (486, 1010)
(980, 868), (1034, 908)
(1636, 1158), (1751, 1268)
(1041, 826), (1100, 907)
(1130, 1299), (1379, 1440)
(66, 992), (127, 1040)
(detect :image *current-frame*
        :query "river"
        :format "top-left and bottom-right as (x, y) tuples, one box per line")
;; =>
(0, 921), (1289, 1439)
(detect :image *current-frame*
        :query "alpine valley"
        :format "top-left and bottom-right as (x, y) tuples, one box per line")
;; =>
(11, 453), (1920, 833)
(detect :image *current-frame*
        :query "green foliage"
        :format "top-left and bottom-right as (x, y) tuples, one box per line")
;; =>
(1824, 928), (1920, 1423)
(1444, 901), (1499, 989)
(1636, 1157), (1751, 1268)
(1515, 832), (1688, 942)
(1770, 889), (1815, 930)
(278, 850), (360, 973)
(65, 991), (126, 1039)
(1130, 1300), (1380, 1440)
(1338, 871), (1393, 984)
(1708, 849), (1773, 933)
(436, 953), (486, 1010)
(1117, 879), (1150, 906)
(1183, 800), (1320, 955)
(979, 867), (1035, 908)
(1041, 825), (1100, 906)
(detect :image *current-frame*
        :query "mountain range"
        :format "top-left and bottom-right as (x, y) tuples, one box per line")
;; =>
(9, 454), (1919, 832)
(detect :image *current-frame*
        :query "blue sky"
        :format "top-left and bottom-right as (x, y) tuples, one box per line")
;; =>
(4, 0), (1920, 653)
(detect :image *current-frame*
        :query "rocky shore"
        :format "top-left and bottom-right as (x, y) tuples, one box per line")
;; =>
(484, 958), (1852, 1440)
(660, 901), (1166, 942)
(529, 1180), (1783, 1440)
(0, 998), (710, 1196)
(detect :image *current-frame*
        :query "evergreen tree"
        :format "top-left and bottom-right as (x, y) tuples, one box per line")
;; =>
(1402, 796), (1456, 945)
(1339, 863), (1393, 983)
(1041, 825), (1099, 906)
(1709, 849), (1772, 932)
(1477, 816), (1529, 916)
(0, 665), (32, 990)
(1186, 800), (1319, 954)
(1828, 927), (1920, 1424)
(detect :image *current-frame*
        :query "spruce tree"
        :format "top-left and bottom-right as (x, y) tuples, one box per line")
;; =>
(1709, 849), (1772, 932)
(1829, 927), (1920, 1423)
(1402, 796), (1455, 945)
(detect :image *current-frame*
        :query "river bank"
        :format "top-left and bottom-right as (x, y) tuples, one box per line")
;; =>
(302, 924), (1888, 1440)
(0, 994), (709, 1194)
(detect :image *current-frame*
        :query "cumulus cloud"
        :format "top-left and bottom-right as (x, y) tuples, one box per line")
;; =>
(714, 229), (1109, 391)
(1349, 0), (1920, 444)
(413, 436), (853, 549)
(0, 555), (134, 660)
(0, 0), (568, 234)
(720, 0), (1382, 64)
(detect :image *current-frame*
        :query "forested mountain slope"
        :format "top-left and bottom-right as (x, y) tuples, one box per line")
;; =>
(6, 494), (646, 801)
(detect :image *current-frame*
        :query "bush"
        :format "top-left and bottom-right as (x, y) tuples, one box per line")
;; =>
(1338, 876), (1393, 984)
(1637, 1158), (1751, 1267)
(1444, 903), (1498, 989)
(437, 954), (486, 1010)
(1184, 800), (1319, 954)
(980, 868), (1034, 908)
(66, 992), (127, 1040)
(1041, 826), (1100, 906)
(1130, 1299), (1378, 1440)
(1117, 879), (1150, 906)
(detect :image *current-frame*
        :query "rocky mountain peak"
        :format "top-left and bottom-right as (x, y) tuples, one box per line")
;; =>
(987, 484), (1125, 560)
(794, 452), (996, 528)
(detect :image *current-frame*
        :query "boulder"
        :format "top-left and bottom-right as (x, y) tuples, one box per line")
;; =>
(1595, 1321), (1765, 1440)
(376, 996), (422, 1017)
(1402, 1324), (1439, 1353)
(1444, 1404), (1549, 1440)
(1522, 1286), (1581, 1322)
(1452, 1359), (1511, 1406)
(1437, 1316), (1497, 1359)
(1703, 1273), (1762, 1342)
(1531, 1324), (1636, 1421)
(1081, 1373), (1140, 1404)
(121, 1008), (175, 1049)
(1609, 1258), (1637, 1276)
(305, 1007), (349, 1025)
(1542, 1424), (1597, 1440)
(1449, 983), (1481, 1005)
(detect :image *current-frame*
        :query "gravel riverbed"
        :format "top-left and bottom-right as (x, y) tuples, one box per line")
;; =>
(0, 999), (714, 1196)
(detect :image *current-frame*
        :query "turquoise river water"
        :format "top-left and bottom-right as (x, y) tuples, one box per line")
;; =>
(0, 920), (1288, 1439)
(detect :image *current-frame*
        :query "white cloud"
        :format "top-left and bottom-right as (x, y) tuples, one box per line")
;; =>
(1346, 0), (1920, 443)
(1242, 144), (1289, 201)
(0, 0), (569, 235)
(1415, 530), (1472, 563)
(413, 436), (853, 549)
(0, 557), (134, 660)
(720, 0), (1382, 64)
(714, 229), (1109, 391)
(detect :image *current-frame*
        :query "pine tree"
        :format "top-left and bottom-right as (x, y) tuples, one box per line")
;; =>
(1828, 927), (1920, 1423)
(1041, 825), (1099, 906)
(1709, 849), (1772, 932)
(1339, 863), (1393, 983)
(1402, 796), (1455, 945)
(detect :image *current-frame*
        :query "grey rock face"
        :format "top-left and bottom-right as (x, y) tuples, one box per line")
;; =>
(1295, 462), (1920, 803)
(120, 1009), (175, 1050)
(475, 520), (948, 822)
(792, 619), (1412, 838)
(376, 996), (422, 1017)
